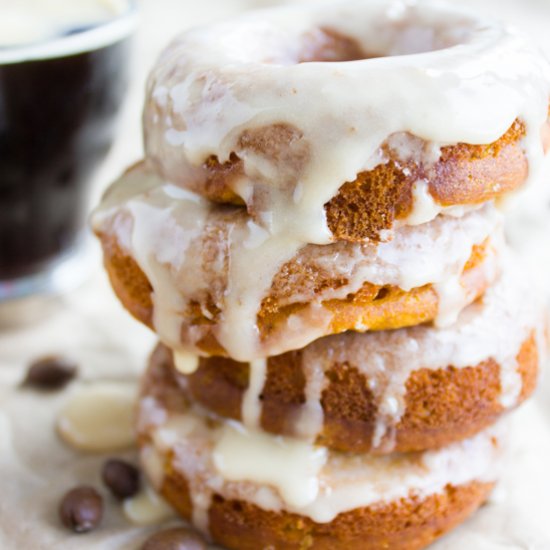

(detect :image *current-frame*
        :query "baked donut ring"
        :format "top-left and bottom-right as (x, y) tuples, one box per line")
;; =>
(93, 163), (500, 361)
(137, 365), (504, 550)
(144, 0), (550, 243)
(148, 264), (543, 454)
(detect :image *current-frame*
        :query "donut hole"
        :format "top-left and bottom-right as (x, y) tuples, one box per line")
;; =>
(295, 21), (469, 64)
(284, 2), (475, 66)
(219, 4), (476, 67)
(298, 28), (368, 63)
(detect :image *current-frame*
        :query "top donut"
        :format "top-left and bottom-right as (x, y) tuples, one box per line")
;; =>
(143, 0), (550, 243)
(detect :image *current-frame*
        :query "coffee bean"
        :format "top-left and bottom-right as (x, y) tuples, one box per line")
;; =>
(102, 459), (140, 500)
(22, 356), (77, 391)
(141, 527), (206, 550)
(59, 486), (103, 533)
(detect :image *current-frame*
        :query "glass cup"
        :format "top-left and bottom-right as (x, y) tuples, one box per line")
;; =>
(0, 1), (136, 317)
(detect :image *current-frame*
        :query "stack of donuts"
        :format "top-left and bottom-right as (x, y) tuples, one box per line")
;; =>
(92, 1), (550, 548)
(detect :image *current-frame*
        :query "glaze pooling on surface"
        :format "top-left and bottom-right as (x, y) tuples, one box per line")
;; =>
(213, 422), (328, 508)
(139, 394), (505, 530)
(93, 164), (501, 361)
(144, 0), (550, 244)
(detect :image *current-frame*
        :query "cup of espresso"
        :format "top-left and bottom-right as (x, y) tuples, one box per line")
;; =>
(0, 0), (136, 310)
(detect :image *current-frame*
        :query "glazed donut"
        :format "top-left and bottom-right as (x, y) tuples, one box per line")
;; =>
(93, 162), (501, 361)
(137, 366), (504, 550)
(143, 0), (550, 243)
(147, 264), (543, 454)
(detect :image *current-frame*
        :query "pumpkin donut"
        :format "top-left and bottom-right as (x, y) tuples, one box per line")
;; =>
(143, 0), (550, 243)
(93, 163), (501, 361)
(137, 363), (506, 550)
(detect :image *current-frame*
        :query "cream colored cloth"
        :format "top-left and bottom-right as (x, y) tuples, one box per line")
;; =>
(1, 0), (550, 548)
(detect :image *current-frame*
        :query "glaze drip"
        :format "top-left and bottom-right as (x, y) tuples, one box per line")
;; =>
(93, 165), (501, 361)
(230, 259), (543, 451)
(139, 394), (506, 525)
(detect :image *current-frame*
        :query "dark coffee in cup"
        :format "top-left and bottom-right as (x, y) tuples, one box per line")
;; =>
(0, 2), (135, 282)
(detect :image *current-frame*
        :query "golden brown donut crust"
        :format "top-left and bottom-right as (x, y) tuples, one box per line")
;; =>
(158, 458), (493, 550)
(148, 331), (537, 454)
(139, 343), (498, 549)
(179, 119), (530, 241)
(97, 232), (493, 357)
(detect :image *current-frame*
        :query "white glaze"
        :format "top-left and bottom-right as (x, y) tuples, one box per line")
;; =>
(123, 484), (176, 525)
(405, 179), (445, 226)
(241, 358), (267, 429)
(219, 258), (543, 451)
(213, 421), (328, 508)
(93, 164), (501, 361)
(140, 444), (166, 490)
(293, 352), (326, 440)
(292, 257), (543, 450)
(173, 350), (199, 375)
(433, 274), (470, 328)
(139, 395), (505, 526)
(144, 0), (550, 246)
